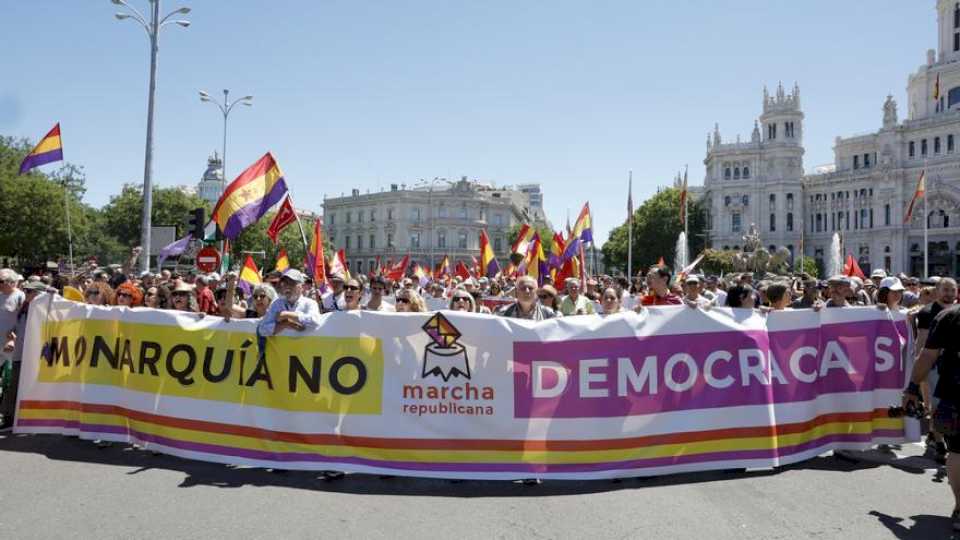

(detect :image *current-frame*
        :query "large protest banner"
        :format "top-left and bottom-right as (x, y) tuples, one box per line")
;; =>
(15, 295), (911, 480)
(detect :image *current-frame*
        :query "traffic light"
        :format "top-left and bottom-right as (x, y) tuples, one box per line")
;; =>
(188, 207), (205, 240)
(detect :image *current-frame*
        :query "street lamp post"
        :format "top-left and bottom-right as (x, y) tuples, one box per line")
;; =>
(198, 89), (253, 192)
(112, 0), (191, 273)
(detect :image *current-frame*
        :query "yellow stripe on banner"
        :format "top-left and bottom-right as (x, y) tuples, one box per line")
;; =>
(36, 319), (383, 414)
(33, 136), (62, 155)
(19, 408), (903, 465)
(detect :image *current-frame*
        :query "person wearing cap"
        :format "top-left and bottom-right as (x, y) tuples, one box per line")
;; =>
(825, 276), (853, 308)
(0, 281), (46, 430)
(559, 278), (595, 316)
(870, 269), (887, 302)
(169, 281), (197, 312)
(537, 285), (562, 313)
(257, 269), (321, 337)
(876, 276), (906, 312)
(681, 275), (712, 309)
(903, 276), (921, 308)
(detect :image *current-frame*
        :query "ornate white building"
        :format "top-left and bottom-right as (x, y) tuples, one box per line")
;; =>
(196, 153), (224, 206)
(705, 0), (960, 276)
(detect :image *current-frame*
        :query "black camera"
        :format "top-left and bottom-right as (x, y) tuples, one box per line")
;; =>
(888, 400), (926, 419)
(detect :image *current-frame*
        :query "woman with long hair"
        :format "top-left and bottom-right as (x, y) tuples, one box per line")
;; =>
(395, 288), (427, 313)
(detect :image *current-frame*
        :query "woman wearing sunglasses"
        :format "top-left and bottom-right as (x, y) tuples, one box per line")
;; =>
(143, 286), (160, 309)
(83, 282), (114, 306)
(448, 290), (476, 312)
(248, 284), (277, 318)
(114, 282), (143, 308)
(536, 285), (562, 314)
(343, 279), (364, 311)
(395, 289), (427, 313)
(169, 282), (197, 313)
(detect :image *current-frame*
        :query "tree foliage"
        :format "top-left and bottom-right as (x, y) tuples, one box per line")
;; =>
(228, 212), (330, 273)
(601, 187), (707, 275)
(100, 183), (210, 247)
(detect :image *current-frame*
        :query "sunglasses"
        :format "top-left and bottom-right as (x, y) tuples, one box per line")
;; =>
(172, 293), (189, 300)
(145, 291), (157, 297)
(345, 285), (360, 291)
(117, 293), (132, 299)
(253, 294), (267, 300)
(537, 294), (553, 300)
(396, 297), (411, 304)
(453, 296), (471, 302)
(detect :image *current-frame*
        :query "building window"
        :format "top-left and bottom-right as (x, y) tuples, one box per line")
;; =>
(950, 134), (955, 153)
(734, 168), (741, 179)
(909, 141), (915, 158)
(410, 232), (420, 248)
(884, 204), (891, 226)
(743, 167), (750, 178)
(724, 168), (731, 180)
(950, 87), (960, 109)
(732, 212), (742, 233)
(785, 122), (794, 138)
(768, 124), (777, 140)
(770, 213), (776, 232)
(369, 234), (375, 249)
(387, 208), (394, 220)
(356, 260), (363, 274)
(724, 196), (731, 207)
(458, 230), (468, 249)
(356, 235), (362, 250)
(494, 213), (503, 226)
(869, 208), (874, 228)
(387, 233), (394, 248)
(345, 236), (351, 249)
(458, 207), (468, 220)
(955, 32), (959, 52)
(831, 213), (836, 231)
(439, 206), (448, 218)
(815, 214), (822, 233)
(769, 193), (776, 208)
(936, 137), (942, 154)
(864, 153), (871, 168)
(922, 139), (928, 156)
(494, 236), (502, 252)
(846, 211), (850, 229)
(370, 209), (375, 222)
(410, 207), (421, 222)
(810, 214), (814, 233)
(742, 195), (749, 206)
(438, 230), (446, 248)
(329, 213), (336, 226)
(786, 193), (794, 210)
(346, 211), (351, 224)
(358, 211), (363, 223)
(787, 213), (794, 231)
(853, 155), (859, 169)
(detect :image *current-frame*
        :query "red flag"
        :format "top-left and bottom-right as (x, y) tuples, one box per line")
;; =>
(843, 255), (866, 280)
(267, 196), (297, 244)
(470, 255), (480, 277)
(384, 255), (410, 281)
(454, 261), (472, 280)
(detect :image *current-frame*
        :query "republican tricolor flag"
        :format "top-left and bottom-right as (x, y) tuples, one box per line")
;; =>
(479, 230), (500, 278)
(238, 255), (262, 297)
(19, 123), (64, 175)
(511, 223), (535, 256)
(212, 152), (288, 240)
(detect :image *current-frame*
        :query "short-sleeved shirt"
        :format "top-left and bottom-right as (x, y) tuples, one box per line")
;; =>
(0, 289), (25, 336)
(496, 302), (557, 321)
(924, 305), (960, 400)
(641, 293), (682, 306)
(559, 294), (596, 316)
(917, 301), (947, 331)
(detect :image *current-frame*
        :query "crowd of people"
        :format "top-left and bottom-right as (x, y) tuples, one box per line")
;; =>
(2, 250), (960, 522)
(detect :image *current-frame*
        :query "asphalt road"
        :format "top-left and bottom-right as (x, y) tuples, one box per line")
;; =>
(0, 433), (955, 540)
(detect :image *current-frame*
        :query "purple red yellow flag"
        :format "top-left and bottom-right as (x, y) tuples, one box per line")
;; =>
(212, 152), (288, 240)
(479, 230), (500, 278)
(238, 255), (262, 297)
(274, 248), (290, 273)
(511, 223), (535, 255)
(19, 123), (63, 175)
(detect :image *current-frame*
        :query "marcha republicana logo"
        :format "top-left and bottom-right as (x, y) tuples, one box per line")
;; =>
(421, 312), (471, 381)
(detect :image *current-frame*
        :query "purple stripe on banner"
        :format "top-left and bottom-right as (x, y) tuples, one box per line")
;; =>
(17, 419), (901, 474)
(514, 319), (907, 418)
(19, 148), (63, 174)
(222, 177), (288, 240)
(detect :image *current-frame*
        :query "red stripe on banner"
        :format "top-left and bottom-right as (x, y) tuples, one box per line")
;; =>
(19, 400), (894, 452)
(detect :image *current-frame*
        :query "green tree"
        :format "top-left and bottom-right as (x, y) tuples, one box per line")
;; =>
(100, 183), (210, 246)
(602, 187), (707, 275)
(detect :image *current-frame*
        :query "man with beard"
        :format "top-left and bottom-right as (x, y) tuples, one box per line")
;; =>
(257, 269), (321, 337)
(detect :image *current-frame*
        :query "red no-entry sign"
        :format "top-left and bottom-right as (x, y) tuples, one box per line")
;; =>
(196, 246), (221, 273)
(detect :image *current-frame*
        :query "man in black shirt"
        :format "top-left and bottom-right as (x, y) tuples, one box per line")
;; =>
(917, 278), (958, 349)
(905, 303), (960, 531)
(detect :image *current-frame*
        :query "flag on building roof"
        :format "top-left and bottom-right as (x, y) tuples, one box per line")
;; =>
(238, 255), (261, 297)
(267, 195), (297, 245)
(904, 170), (926, 224)
(212, 152), (288, 240)
(274, 248), (290, 273)
(18, 123), (64, 175)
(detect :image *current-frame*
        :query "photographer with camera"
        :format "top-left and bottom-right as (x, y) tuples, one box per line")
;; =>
(904, 301), (960, 531)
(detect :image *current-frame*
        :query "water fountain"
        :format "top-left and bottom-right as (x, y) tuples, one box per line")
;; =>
(675, 232), (689, 271)
(827, 232), (842, 277)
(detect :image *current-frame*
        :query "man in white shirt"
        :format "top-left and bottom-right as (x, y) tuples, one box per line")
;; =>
(257, 269), (322, 337)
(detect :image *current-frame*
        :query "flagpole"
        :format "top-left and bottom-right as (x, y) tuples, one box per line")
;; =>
(924, 168), (929, 279)
(683, 165), (689, 267)
(627, 171), (633, 280)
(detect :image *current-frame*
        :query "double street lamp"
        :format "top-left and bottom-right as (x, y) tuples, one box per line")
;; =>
(111, 0), (191, 272)
(198, 89), (253, 190)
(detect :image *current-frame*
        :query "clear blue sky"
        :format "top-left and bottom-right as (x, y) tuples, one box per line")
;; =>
(0, 1), (933, 244)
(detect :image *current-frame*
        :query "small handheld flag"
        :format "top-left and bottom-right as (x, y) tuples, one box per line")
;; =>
(267, 196), (297, 244)
(19, 123), (64, 175)
(238, 255), (262, 297)
(274, 248), (290, 273)
(904, 170), (926, 224)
